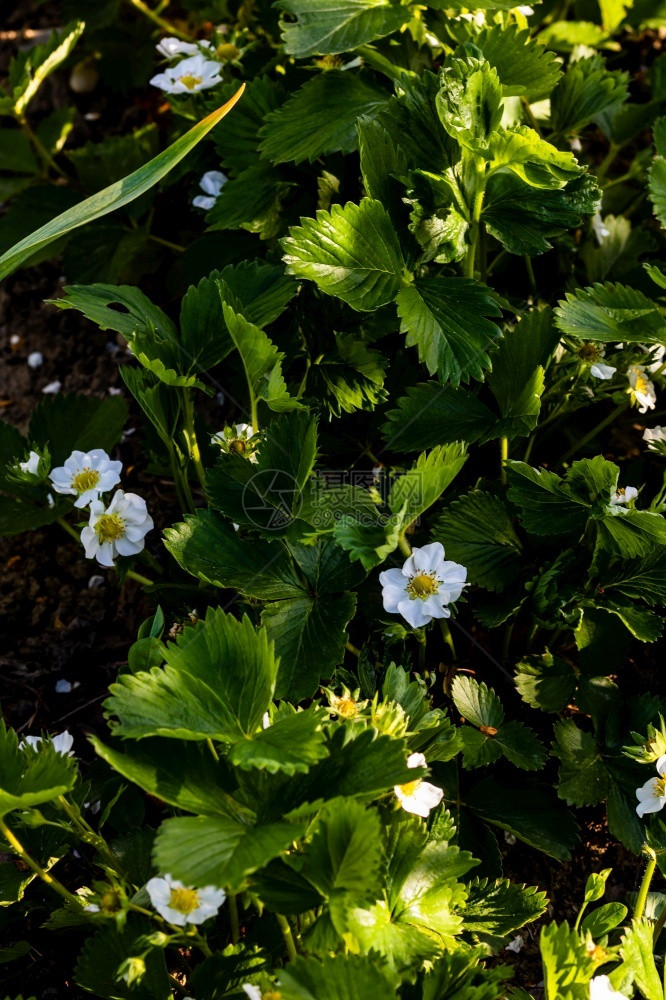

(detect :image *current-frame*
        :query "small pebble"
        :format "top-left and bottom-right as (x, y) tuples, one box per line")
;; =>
(55, 679), (73, 694)
(10, 334), (20, 347)
(27, 351), (43, 368)
(42, 380), (61, 394)
(88, 574), (105, 589)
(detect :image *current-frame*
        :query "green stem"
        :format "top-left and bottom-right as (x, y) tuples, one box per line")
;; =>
(228, 893), (240, 945)
(18, 115), (68, 180)
(500, 436), (509, 484)
(596, 142), (621, 182)
(206, 738), (219, 761)
(126, 0), (192, 39)
(276, 913), (298, 962)
(397, 532), (412, 558)
(345, 641), (361, 657)
(168, 445), (194, 515)
(148, 233), (186, 253)
(125, 568), (154, 587)
(463, 167), (486, 279)
(634, 847), (657, 921)
(57, 517), (80, 543)
(250, 391), (259, 434)
(440, 619), (457, 661)
(56, 796), (119, 871)
(524, 256), (537, 297)
(181, 390), (206, 493)
(0, 816), (81, 907)
(558, 402), (627, 466)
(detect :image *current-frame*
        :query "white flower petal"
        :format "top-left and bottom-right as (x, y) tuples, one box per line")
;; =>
(397, 598), (432, 628)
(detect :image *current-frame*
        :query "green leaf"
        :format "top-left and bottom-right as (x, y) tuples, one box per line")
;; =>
(279, 955), (399, 1000)
(494, 721), (548, 771)
(49, 283), (175, 341)
(465, 779), (579, 861)
(487, 309), (556, 438)
(28, 393), (129, 466)
(153, 815), (303, 893)
(306, 334), (387, 416)
(221, 301), (303, 412)
(550, 55), (629, 135)
(5, 21), (85, 118)
(0, 129), (39, 175)
(0, 721), (76, 818)
(332, 514), (403, 571)
(514, 652), (576, 713)
(74, 917), (171, 1000)
(540, 922), (597, 1000)
(105, 609), (279, 744)
(283, 199), (404, 312)
(464, 878), (547, 936)
(263, 593), (357, 702)
(0, 87), (245, 281)
(437, 51), (503, 154)
(206, 160), (291, 240)
(552, 719), (609, 807)
(217, 260), (297, 329)
(381, 381), (497, 452)
(487, 126), (583, 189)
(277, 0), (410, 57)
(396, 277), (503, 386)
(649, 152), (666, 227)
(598, 550), (666, 606)
(388, 444), (468, 523)
(212, 76), (287, 173)
(259, 71), (388, 165)
(66, 124), (158, 192)
(582, 901), (628, 937)
(555, 281), (666, 343)
(228, 706), (329, 774)
(435, 491), (522, 592)
(474, 24), (562, 101)
(164, 511), (306, 599)
(506, 461), (589, 535)
(580, 214), (652, 283)
(301, 798), (384, 904)
(619, 920), (664, 1000)
(451, 675), (504, 730)
(372, 72), (456, 174)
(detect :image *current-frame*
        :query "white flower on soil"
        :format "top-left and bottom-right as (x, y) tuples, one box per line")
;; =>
(610, 486), (638, 506)
(589, 975), (630, 1000)
(19, 450), (41, 476)
(81, 490), (153, 567)
(636, 754), (666, 817)
(156, 36), (214, 59)
(379, 541), (467, 628)
(590, 363), (616, 380)
(627, 364), (657, 414)
(21, 730), (74, 756)
(192, 170), (228, 210)
(211, 423), (258, 460)
(50, 449), (122, 508)
(150, 53), (222, 93)
(394, 752), (443, 818)
(146, 873), (225, 926)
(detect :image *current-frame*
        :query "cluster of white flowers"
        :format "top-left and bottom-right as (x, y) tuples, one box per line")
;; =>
(379, 542), (467, 629)
(146, 873), (225, 926)
(150, 37), (222, 94)
(48, 449), (152, 567)
(636, 754), (666, 818)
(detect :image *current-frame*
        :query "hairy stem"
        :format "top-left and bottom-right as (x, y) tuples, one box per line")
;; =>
(181, 390), (207, 493)
(276, 913), (298, 962)
(634, 847), (657, 921)
(0, 816), (81, 907)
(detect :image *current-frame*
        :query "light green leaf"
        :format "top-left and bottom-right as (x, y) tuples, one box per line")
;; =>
(259, 71), (388, 165)
(332, 514), (404, 571)
(435, 491), (522, 592)
(451, 675), (504, 730)
(437, 53), (503, 154)
(582, 901), (627, 938)
(464, 878), (547, 936)
(552, 719), (609, 807)
(49, 283), (175, 341)
(474, 24), (562, 101)
(540, 922), (597, 1000)
(0, 87), (245, 280)
(277, 0), (411, 57)
(301, 798), (384, 904)
(279, 955), (399, 1000)
(222, 301), (303, 412)
(8, 21), (85, 117)
(282, 198), (404, 312)
(619, 920), (664, 1000)
(488, 126), (583, 189)
(154, 815), (303, 892)
(555, 281), (666, 343)
(228, 706), (329, 774)
(550, 55), (629, 135)
(389, 444), (468, 523)
(396, 276), (503, 385)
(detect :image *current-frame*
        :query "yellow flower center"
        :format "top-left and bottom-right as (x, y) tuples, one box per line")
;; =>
(334, 697), (357, 718)
(71, 467), (100, 494)
(656, 776), (666, 798)
(578, 343), (602, 363)
(398, 778), (421, 797)
(635, 373), (650, 394)
(407, 572), (439, 600)
(180, 74), (202, 90)
(95, 513), (125, 544)
(168, 886), (200, 915)
(229, 438), (247, 455)
(615, 487), (626, 498)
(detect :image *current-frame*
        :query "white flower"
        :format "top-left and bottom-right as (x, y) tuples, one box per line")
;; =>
(81, 490), (153, 568)
(192, 170), (227, 210)
(505, 935), (524, 953)
(211, 423), (258, 460)
(379, 542), (467, 629)
(242, 987), (262, 1000)
(156, 36), (214, 59)
(515, 5), (534, 14)
(50, 449), (122, 508)
(394, 752), (443, 818)
(636, 754), (666, 818)
(590, 363), (616, 380)
(591, 213), (610, 243)
(610, 486), (638, 505)
(19, 450), (41, 476)
(146, 874), (225, 926)
(27, 351), (43, 368)
(150, 53), (222, 94)
(643, 426), (666, 454)
(42, 380), (61, 394)
(589, 975), (630, 1000)
(21, 730), (74, 756)
(646, 344), (666, 374)
(627, 364), (657, 414)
